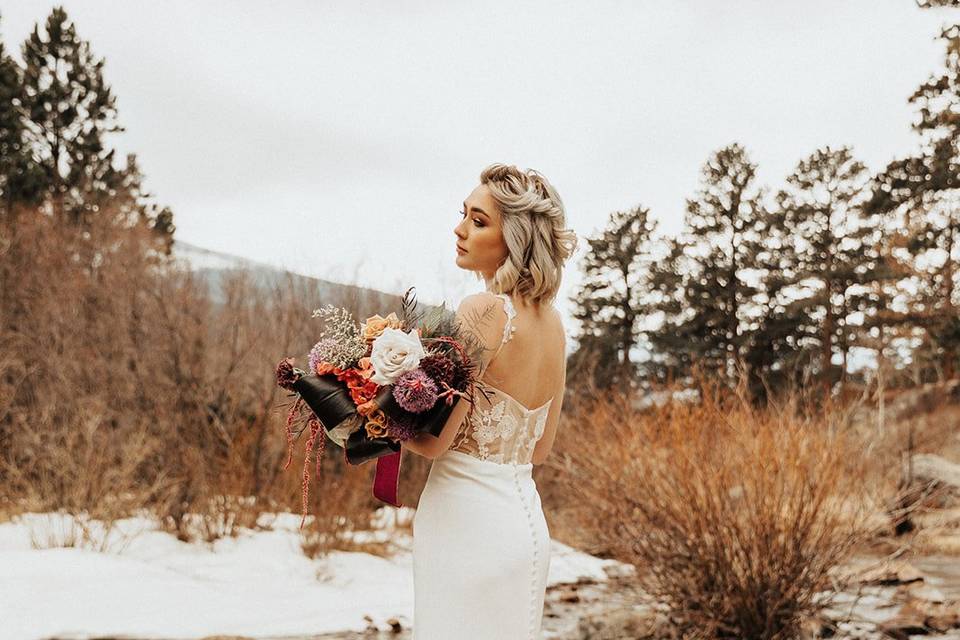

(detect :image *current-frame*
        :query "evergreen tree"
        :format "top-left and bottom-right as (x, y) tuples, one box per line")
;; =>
(20, 6), (123, 225)
(651, 144), (768, 392)
(767, 146), (879, 392)
(111, 152), (176, 253)
(0, 13), (42, 218)
(916, 0), (960, 8)
(866, 24), (960, 379)
(858, 216), (918, 387)
(648, 237), (694, 382)
(14, 7), (174, 252)
(570, 205), (659, 391)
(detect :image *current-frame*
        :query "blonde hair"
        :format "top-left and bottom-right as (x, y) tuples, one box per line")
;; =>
(475, 163), (579, 305)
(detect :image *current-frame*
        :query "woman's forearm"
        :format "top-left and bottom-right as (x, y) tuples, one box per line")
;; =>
(401, 431), (438, 459)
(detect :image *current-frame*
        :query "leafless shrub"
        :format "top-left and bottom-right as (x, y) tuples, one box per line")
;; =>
(542, 374), (883, 639)
(0, 207), (432, 550)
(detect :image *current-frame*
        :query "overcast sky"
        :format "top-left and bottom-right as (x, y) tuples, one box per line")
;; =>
(1, 1), (955, 329)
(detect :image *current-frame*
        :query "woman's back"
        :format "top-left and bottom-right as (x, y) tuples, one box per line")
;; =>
(481, 292), (565, 407)
(448, 291), (566, 466)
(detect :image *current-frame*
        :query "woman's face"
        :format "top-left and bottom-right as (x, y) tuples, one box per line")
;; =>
(454, 183), (509, 279)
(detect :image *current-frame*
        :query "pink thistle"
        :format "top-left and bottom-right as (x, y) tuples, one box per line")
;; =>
(392, 368), (439, 413)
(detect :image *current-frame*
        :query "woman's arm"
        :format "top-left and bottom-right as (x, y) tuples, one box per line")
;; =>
(401, 395), (471, 459)
(401, 431), (436, 459)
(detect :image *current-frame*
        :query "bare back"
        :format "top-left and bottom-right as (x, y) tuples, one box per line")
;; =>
(479, 294), (565, 409)
(448, 291), (567, 465)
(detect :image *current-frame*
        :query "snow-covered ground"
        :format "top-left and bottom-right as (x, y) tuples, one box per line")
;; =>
(0, 507), (632, 640)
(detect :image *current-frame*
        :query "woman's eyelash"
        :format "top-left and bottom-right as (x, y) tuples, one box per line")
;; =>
(459, 210), (483, 227)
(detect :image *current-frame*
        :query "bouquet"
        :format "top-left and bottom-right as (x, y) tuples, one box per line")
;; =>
(275, 287), (488, 527)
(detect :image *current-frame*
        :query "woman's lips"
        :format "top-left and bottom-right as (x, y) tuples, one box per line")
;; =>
(456, 245), (467, 254)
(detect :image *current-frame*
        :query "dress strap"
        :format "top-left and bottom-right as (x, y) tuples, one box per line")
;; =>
(495, 293), (517, 345)
(478, 293), (516, 376)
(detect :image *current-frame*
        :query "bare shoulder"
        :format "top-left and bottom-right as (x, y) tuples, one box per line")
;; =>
(457, 290), (499, 310)
(455, 292), (506, 342)
(455, 291), (504, 324)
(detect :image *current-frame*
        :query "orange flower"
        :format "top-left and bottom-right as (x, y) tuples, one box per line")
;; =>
(364, 409), (388, 438)
(357, 399), (378, 416)
(336, 366), (379, 405)
(315, 362), (341, 376)
(315, 364), (380, 406)
(357, 356), (375, 379)
(360, 312), (403, 343)
(349, 380), (379, 405)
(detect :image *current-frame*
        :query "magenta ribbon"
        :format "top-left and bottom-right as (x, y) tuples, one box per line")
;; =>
(373, 450), (403, 507)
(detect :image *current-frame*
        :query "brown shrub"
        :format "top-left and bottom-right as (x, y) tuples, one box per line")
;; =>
(540, 377), (882, 640)
(0, 207), (430, 554)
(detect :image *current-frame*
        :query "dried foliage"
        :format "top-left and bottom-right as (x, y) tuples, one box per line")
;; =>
(540, 375), (889, 639)
(0, 206), (435, 552)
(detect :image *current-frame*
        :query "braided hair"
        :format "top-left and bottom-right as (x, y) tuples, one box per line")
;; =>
(477, 163), (579, 305)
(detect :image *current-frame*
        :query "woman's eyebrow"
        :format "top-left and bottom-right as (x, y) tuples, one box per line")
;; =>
(463, 201), (488, 216)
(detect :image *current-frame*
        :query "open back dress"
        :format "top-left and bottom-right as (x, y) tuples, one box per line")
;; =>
(412, 291), (553, 639)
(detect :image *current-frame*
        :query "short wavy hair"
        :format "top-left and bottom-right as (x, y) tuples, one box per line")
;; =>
(476, 163), (578, 305)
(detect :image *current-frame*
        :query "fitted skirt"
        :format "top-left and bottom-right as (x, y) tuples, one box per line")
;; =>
(412, 448), (551, 640)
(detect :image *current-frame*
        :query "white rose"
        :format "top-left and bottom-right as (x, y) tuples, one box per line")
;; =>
(368, 327), (426, 385)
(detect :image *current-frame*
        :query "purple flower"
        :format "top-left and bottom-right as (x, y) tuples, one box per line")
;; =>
(385, 413), (417, 442)
(309, 338), (338, 374)
(392, 368), (438, 413)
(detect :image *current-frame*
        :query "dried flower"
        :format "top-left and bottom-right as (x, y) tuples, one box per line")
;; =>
(419, 353), (455, 388)
(364, 410), (389, 439)
(298, 415), (326, 530)
(276, 357), (302, 391)
(448, 357), (470, 392)
(309, 338), (338, 374)
(385, 412), (417, 442)
(310, 304), (367, 369)
(392, 368), (438, 413)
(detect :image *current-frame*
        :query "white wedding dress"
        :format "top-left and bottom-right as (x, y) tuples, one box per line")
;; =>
(412, 292), (552, 639)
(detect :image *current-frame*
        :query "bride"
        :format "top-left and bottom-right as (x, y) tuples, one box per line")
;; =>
(401, 163), (578, 639)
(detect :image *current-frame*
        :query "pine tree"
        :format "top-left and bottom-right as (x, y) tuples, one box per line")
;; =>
(19, 6), (123, 225)
(915, 0), (960, 8)
(866, 24), (960, 379)
(767, 146), (879, 393)
(651, 144), (768, 393)
(570, 205), (659, 391)
(113, 153), (176, 253)
(0, 13), (42, 218)
(648, 238), (690, 383)
(858, 218), (917, 387)
(14, 7), (174, 251)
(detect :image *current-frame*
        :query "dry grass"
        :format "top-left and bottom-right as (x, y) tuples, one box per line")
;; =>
(0, 207), (432, 555)
(540, 379), (888, 640)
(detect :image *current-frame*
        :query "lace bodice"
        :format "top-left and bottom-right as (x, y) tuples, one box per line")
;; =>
(448, 293), (553, 465)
